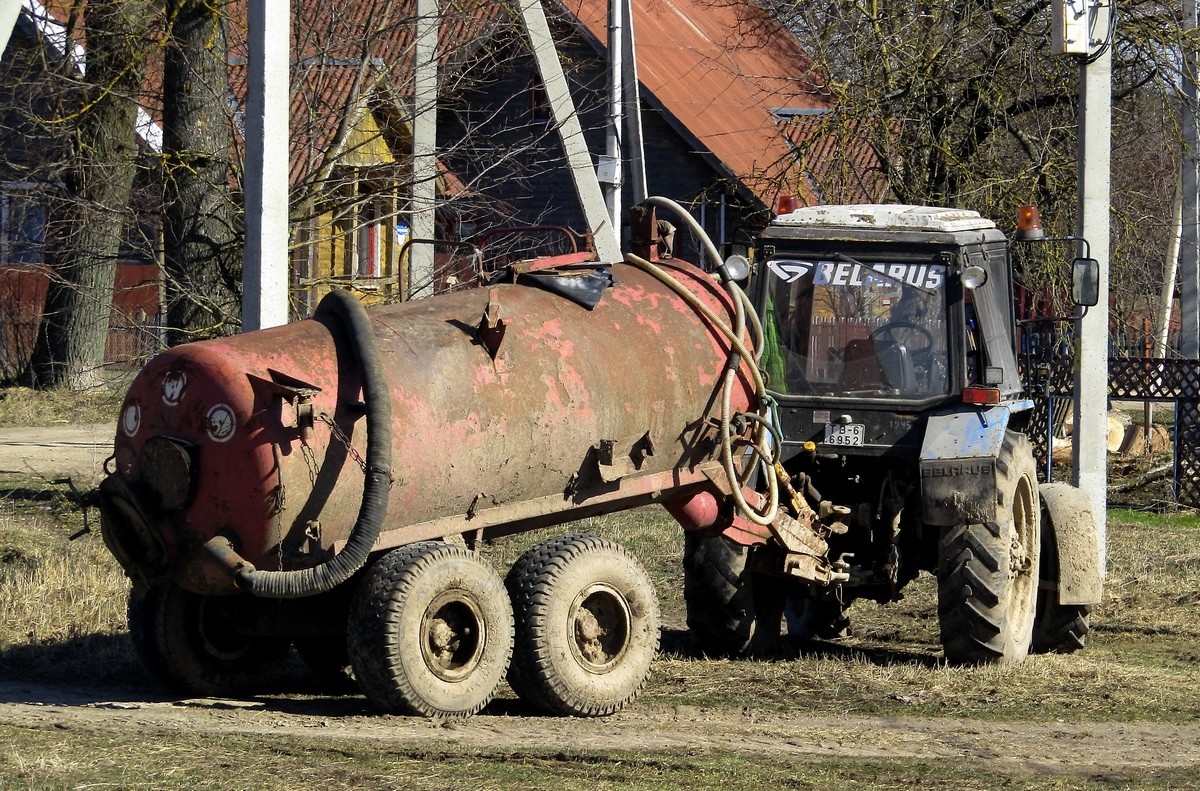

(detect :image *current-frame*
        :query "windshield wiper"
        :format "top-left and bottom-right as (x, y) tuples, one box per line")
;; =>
(832, 252), (937, 296)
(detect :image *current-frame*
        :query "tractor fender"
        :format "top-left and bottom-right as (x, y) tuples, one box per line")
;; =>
(918, 406), (1010, 527)
(1038, 482), (1103, 605)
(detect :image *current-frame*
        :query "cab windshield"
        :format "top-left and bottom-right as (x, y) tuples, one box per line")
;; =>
(761, 256), (950, 399)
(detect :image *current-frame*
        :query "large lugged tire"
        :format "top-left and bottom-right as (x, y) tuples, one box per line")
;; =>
(937, 431), (1041, 665)
(1032, 599), (1092, 653)
(347, 542), (514, 717)
(682, 532), (783, 656)
(506, 534), (660, 717)
(127, 584), (289, 696)
(1031, 519), (1091, 653)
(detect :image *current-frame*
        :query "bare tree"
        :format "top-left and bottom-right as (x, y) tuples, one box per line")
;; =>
(745, 0), (1187, 326)
(162, 0), (241, 344)
(26, 0), (158, 389)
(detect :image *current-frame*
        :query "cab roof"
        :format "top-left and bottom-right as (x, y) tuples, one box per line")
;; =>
(772, 204), (997, 234)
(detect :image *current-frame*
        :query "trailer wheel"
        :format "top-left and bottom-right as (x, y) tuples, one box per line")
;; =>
(127, 584), (288, 696)
(346, 542), (513, 717)
(506, 534), (659, 717)
(937, 431), (1041, 665)
(682, 532), (783, 656)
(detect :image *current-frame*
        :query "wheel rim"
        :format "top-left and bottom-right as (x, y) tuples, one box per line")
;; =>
(420, 591), (486, 683)
(567, 583), (631, 673)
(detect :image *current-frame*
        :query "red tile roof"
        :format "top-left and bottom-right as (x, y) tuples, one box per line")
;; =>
(560, 0), (833, 207)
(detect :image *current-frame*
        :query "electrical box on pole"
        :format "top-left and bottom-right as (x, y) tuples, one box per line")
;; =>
(1052, 0), (1091, 56)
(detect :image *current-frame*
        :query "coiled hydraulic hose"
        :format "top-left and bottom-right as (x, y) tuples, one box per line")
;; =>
(231, 288), (393, 599)
(630, 196), (781, 527)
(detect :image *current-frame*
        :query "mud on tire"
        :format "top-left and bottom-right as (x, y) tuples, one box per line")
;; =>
(937, 430), (1040, 665)
(347, 542), (514, 717)
(506, 533), (660, 717)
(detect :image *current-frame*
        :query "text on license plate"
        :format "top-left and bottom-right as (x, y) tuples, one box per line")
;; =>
(823, 423), (865, 446)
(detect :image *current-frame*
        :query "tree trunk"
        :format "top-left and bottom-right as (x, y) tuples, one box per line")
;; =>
(162, 0), (242, 345)
(27, 0), (155, 390)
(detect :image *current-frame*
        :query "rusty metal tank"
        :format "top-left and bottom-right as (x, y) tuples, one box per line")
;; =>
(101, 257), (755, 596)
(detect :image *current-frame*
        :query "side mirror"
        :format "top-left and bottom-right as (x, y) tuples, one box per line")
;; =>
(1072, 257), (1100, 307)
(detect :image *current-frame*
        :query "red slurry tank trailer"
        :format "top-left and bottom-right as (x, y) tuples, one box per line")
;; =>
(97, 221), (807, 718)
(98, 200), (1104, 719)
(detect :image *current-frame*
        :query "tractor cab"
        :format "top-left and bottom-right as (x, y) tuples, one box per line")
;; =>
(752, 204), (1023, 462)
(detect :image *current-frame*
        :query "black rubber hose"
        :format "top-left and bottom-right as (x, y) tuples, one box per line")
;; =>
(236, 288), (393, 599)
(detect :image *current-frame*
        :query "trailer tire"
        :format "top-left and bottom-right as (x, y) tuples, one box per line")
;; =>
(347, 542), (513, 717)
(506, 534), (659, 717)
(937, 431), (1040, 665)
(682, 532), (783, 656)
(127, 584), (288, 696)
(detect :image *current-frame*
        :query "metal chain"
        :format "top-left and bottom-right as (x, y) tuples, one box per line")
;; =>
(317, 413), (368, 473)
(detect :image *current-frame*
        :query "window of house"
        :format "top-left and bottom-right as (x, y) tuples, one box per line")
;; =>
(356, 200), (385, 278)
(305, 171), (403, 294)
(1, 185), (46, 265)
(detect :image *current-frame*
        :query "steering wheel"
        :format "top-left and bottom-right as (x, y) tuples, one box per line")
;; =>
(870, 321), (933, 361)
(870, 322), (937, 392)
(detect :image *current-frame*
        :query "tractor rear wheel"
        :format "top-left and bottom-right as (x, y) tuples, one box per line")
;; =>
(937, 431), (1041, 665)
(682, 532), (783, 656)
(127, 583), (288, 696)
(506, 534), (659, 717)
(347, 542), (513, 717)
(1031, 526), (1091, 653)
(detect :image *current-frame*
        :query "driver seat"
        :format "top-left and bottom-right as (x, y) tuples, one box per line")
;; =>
(840, 338), (884, 390)
(873, 339), (917, 392)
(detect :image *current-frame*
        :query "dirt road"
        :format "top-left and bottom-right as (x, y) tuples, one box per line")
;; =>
(2, 678), (1198, 777)
(0, 424), (112, 485)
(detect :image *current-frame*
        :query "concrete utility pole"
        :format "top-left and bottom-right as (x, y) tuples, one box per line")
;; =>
(243, 0), (290, 331)
(1182, 0), (1200, 357)
(0, 0), (21, 59)
(1074, 0), (1112, 563)
(519, 0), (622, 262)
(621, 0), (646, 206)
(601, 0), (623, 228)
(409, 0), (438, 300)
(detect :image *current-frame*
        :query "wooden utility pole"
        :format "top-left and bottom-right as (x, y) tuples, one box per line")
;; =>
(519, 0), (622, 262)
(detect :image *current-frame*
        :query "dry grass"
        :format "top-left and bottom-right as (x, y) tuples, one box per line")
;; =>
(1, 493), (1198, 724)
(0, 498), (1198, 790)
(0, 501), (134, 681)
(0, 385), (123, 428)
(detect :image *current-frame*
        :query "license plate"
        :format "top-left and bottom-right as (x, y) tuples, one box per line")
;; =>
(823, 423), (865, 447)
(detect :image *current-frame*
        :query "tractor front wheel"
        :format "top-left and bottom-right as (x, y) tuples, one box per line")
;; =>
(682, 532), (785, 656)
(937, 431), (1041, 665)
